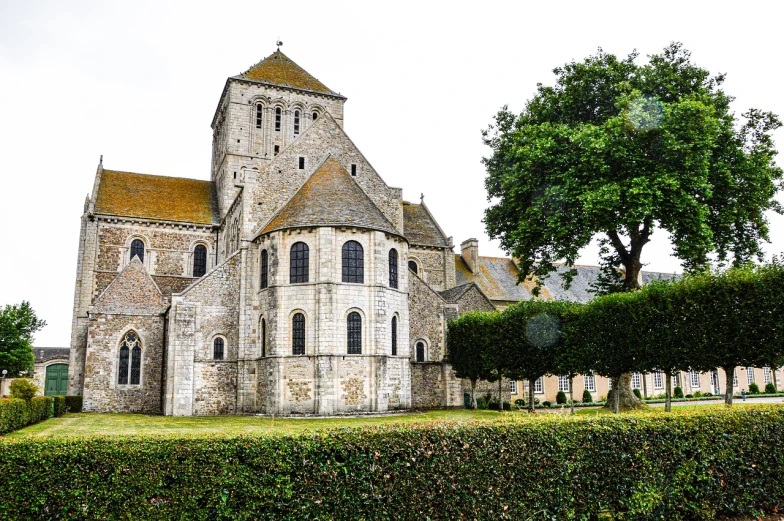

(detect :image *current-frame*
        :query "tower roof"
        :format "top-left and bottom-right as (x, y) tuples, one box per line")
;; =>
(236, 50), (340, 97)
(262, 157), (401, 236)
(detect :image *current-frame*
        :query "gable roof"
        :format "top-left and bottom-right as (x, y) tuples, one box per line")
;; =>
(236, 50), (340, 97)
(403, 202), (449, 247)
(261, 157), (401, 235)
(455, 255), (533, 302)
(92, 257), (168, 315)
(95, 170), (219, 225)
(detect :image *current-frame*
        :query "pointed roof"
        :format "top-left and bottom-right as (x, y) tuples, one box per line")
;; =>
(262, 157), (401, 235)
(92, 257), (168, 315)
(237, 50), (341, 97)
(402, 202), (449, 247)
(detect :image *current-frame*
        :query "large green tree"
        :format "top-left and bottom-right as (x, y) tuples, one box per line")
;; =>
(0, 302), (46, 376)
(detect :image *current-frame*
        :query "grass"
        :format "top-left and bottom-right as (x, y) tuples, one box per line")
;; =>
(7, 402), (781, 439)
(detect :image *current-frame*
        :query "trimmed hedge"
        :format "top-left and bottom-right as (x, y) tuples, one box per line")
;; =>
(1, 407), (783, 520)
(53, 396), (66, 417)
(65, 395), (83, 413)
(0, 396), (52, 435)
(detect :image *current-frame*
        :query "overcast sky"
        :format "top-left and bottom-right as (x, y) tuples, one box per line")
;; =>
(1, 0), (782, 347)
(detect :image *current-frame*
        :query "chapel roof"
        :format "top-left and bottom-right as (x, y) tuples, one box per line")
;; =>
(402, 202), (449, 247)
(261, 157), (401, 235)
(236, 50), (340, 97)
(439, 282), (478, 303)
(95, 170), (220, 225)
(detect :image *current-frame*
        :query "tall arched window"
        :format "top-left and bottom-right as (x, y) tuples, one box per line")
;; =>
(389, 249), (398, 289)
(213, 337), (224, 360)
(416, 341), (425, 362)
(347, 312), (362, 354)
(275, 107), (282, 131)
(290, 242), (309, 283)
(391, 316), (398, 356)
(255, 103), (263, 129)
(408, 260), (418, 274)
(260, 317), (267, 357)
(193, 244), (207, 277)
(342, 241), (364, 283)
(118, 331), (141, 385)
(130, 239), (145, 263)
(292, 313), (305, 355)
(260, 249), (269, 289)
(294, 110), (300, 134)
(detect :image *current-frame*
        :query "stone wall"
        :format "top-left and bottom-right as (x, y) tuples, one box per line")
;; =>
(455, 285), (495, 313)
(409, 247), (449, 291)
(408, 271), (446, 362)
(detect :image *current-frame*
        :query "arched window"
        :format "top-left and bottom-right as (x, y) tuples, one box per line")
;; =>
(389, 249), (398, 289)
(416, 341), (425, 362)
(118, 331), (141, 385)
(391, 316), (397, 355)
(292, 313), (305, 355)
(256, 104), (263, 129)
(130, 239), (145, 263)
(260, 249), (269, 289)
(213, 337), (224, 360)
(312, 112), (318, 122)
(408, 260), (418, 274)
(290, 242), (309, 283)
(294, 110), (300, 134)
(342, 241), (364, 283)
(347, 312), (362, 354)
(275, 107), (282, 131)
(260, 318), (267, 357)
(193, 244), (207, 277)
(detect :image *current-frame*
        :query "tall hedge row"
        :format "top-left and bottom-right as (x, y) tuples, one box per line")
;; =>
(1, 407), (782, 520)
(0, 396), (52, 435)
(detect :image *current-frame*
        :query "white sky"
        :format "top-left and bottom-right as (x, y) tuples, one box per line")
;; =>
(1, 0), (782, 347)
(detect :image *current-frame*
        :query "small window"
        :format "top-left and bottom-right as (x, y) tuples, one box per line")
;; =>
(415, 341), (425, 362)
(260, 318), (267, 357)
(653, 371), (663, 389)
(256, 104), (263, 129)
(213, 337), (224, 360)
(631, 372), (642, 390)
(193, 244), (207, 278)
(347, 312), (362, 354)
(294, 110), (300, 134)
(408, 260), (418, 274)
(292, 313), (305, 355)
(746, 367), (755, 385)
(130, 239), (145, 263)
(391, 316), (397, 356)
(260, 249), (268, 289)
(351, 164), (357, 177)
(275, 107), (281, 131)
(298, 157), (305, 170)
(274, 145), (280, 156)
(733, 369), (739, 387)
(290, 242), (309, 283)
(509, 380), (517, 394)
(388, 249), (398, 289)
(342, 241), (364, 283)
(312, 112), (318, 122)
(584, 372), (596, 392)
(534, 377), (543, 394)
(691, 370), (700, 388)
(763, 367), (772, 384)
(558, 375), (569, 392)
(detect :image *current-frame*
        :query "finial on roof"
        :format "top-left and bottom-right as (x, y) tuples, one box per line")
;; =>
(420, 193), (424, 203)
(276, 40), (283, 49)
(99, 154), (103, 166)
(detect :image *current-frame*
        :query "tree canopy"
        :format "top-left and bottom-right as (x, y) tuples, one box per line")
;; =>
(482, 43), (782, 293)
(0, 301), (46, 375)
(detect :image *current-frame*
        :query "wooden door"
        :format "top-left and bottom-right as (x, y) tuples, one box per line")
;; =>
(45, 364), (69, 396)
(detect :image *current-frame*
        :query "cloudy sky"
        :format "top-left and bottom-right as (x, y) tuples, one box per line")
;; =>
(1, 0), (782, 346)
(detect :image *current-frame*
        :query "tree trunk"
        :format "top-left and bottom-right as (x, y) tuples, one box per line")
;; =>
(569, 375), (575, 415)
(528, 379), (536, 413)
(470, 378), (478, 409)
(642, 371), (648, 399)
(724, 366), (735, 406)
(604, 372), (641, 413)
(664, 369), (672, 413)
(773, 367), (779, 392)
(498, 377), (503, 412)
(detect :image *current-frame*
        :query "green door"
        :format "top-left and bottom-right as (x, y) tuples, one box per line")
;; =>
(45, 364), (69, 396)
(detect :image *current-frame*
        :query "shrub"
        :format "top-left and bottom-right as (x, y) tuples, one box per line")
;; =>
(0, 398), (28, 434)
(633, 388), (642, 399)
(582, 389), (593, 403)
(556, 391), (567, 404)
(748, 382), (760, 394)
(53, 396), (66, 417)
(674, 386), (684, 398)
(765, 382), (776, 394)
(685, 394), (693, 398)
(542, 400), (552, 408)
(693, 391), (703, 398)
(606, 390), (614, 404)
(65, 395), (83, 413)
(27, 396), (52, 424)
(514, 399), (526, 407)
(9, 379), (38, 401)
(703, 392), (712, 397)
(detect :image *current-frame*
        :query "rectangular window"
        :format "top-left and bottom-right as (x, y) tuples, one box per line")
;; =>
(584, 372), (595, 392)
(351, 164), (357, 176)
(558, 375), (569, 392)
(747, 367), (755, 385)
(733, 369), (739, 387)
(535, 377), (543, 394)
(298, 157), (305, 170)
(631, 372), (642, 390)
(509, 380), (517, 394)
(763, 367), (772, 384)
(691, 370), (701, 388)
(275, 108), (281, 131)
(256, 104), (263, 129)
(608, 378), (612, 390)
(653, 371), (663, 389)
(274, 145), (280, 156)
(673, 373), (681, 388)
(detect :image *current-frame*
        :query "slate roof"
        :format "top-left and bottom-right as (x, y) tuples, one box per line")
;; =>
(543, 265), (678, 303)
(33, 347), (70, 363)
(237, 50), (340, 97)
(439, 282), (476, 303)
(95, 170), (220, 225)
(454, 255), (533, 302)
(402, 202), (449, 247)
(262, 157), (401, 235)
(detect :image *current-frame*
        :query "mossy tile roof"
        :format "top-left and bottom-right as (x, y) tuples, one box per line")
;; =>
(402, 202), (448, 247)
(454, 255), (532, 302)
(262, 157), (400, 235)
(95, 170), (219, 225)
(238, 50), (339, 96)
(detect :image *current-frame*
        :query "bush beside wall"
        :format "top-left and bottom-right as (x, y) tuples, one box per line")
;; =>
(65, 395), (83, 413)
(0, 396), (52, 435)
(53, 396), (66, 417)
(1, 407), (782, 520)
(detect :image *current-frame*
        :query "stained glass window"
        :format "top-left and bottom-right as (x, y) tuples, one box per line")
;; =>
(389, 249), (398, 289)
(118, 331), (140, 385)
(347, 312), (362, 354)
(118, 346), (129, 384)
(193, 244), (207, 277)
(213, 337), (224, 360)
(130, 239), (145, 262)
(130, 346), (141, 384)
(342, 241), (364, 283)
(260, 249), (268, 289)
(290, 242), (309, 283)
(292, 313), (305, 355)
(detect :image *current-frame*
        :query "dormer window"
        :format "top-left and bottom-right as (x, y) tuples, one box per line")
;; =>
(275, 108), (282, 132)
(294, 110), (300, 135)
(256, 104), (263, 129)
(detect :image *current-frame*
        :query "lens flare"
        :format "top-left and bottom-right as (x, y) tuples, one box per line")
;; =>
(525, 313), (562, 348)
(625, 96), (664, 131)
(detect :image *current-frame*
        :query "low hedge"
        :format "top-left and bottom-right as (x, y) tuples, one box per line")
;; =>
(1, 407), (782, 520)
(0, 396), (52, 435)
(65, 395), (83, 413)
(53, 396), (66, 417)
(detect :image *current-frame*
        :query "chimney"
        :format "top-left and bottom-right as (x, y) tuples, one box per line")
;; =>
(460, 238), (479, 273)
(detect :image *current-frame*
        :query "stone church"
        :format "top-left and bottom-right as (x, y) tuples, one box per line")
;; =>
(68, 49), (500, 416)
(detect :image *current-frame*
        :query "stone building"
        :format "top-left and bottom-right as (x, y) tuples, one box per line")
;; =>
(68, 49), (500, 416)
